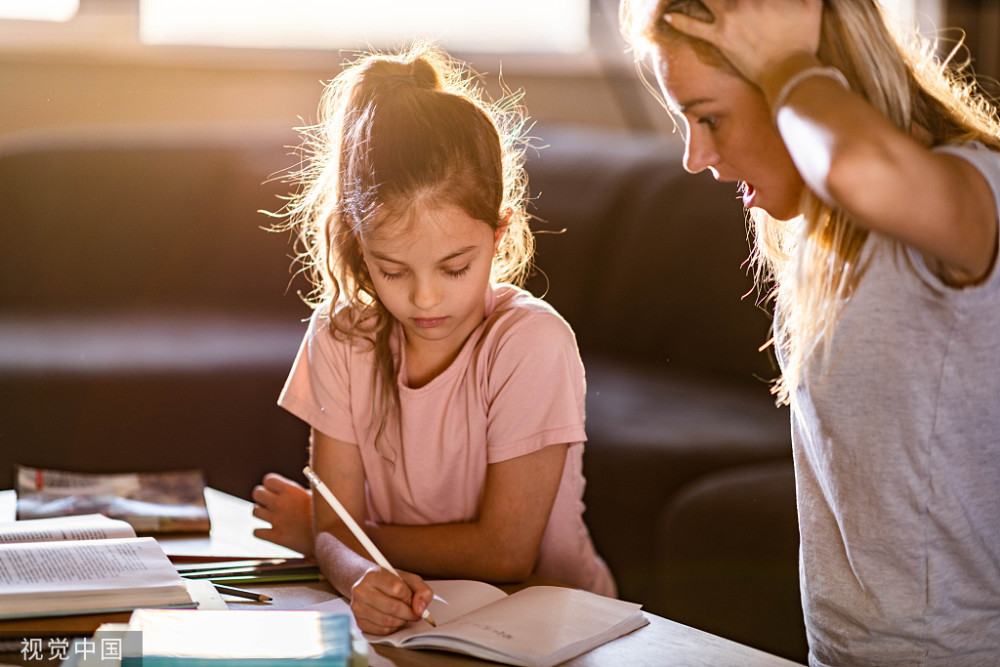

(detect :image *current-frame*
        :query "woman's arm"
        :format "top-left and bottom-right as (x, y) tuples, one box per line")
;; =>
(763, 53), (996, 284)
(370, 442), (569, 583)
(668, 0), (998, 283)
(310, 428), (433, 635)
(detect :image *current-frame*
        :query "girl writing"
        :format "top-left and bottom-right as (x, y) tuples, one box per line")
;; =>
(252, 44), (615, 636)
(620, 0), (1000, 664)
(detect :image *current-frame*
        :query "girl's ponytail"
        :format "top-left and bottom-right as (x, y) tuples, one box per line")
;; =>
(277, 43), (533, 458)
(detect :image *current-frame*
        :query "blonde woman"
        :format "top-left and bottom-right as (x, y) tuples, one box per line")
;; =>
(620, 0), (1000, 664)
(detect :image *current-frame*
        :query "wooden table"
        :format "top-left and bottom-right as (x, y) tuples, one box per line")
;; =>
(0, 489), (804, 666)
(224, 579), (803, 666)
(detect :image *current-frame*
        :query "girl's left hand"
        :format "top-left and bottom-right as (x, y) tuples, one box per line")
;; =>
(252, 472), (315, 558)
(665, 0), (823, 85)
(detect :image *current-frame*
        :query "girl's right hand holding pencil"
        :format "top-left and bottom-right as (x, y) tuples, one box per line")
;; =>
(350, 567), (434, 635)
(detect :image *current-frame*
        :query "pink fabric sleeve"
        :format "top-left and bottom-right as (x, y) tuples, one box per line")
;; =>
(485, 310), (587, 463)
(277, 309), (359, 445)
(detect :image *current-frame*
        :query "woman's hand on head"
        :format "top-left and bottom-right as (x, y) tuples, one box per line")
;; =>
(349, 568), (434, 636)
(665, 0), (823, 85)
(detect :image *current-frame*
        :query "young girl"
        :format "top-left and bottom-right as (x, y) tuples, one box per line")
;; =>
(620, 0), (1000, 665)
(251, 44), (615, 636)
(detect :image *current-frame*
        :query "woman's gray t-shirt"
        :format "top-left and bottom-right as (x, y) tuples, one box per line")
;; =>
(784, 142), (1000, 667)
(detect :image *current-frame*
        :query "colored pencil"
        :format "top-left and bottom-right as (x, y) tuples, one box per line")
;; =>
(181, 564), (320, 580)
(174, 558), (308, 573)
(205, 573), (326, 585)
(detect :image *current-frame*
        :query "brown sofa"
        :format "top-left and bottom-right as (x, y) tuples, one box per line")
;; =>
(0, 122), (806, 662)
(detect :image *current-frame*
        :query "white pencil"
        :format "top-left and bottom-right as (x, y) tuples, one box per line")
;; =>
(302, 466), (437, 627)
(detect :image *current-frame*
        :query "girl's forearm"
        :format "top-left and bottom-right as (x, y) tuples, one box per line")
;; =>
(360, 446), (565, 584)
(369, 520), (539, 583)
(313, 526), (379, 598)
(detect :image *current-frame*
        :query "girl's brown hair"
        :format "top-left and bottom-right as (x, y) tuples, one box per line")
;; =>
(277, 43), (533, 453)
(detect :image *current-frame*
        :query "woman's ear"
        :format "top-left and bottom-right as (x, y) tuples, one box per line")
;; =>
(494, 210), (512, 254)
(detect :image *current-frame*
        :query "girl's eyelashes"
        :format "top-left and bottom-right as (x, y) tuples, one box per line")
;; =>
(377, 264), (472, 280)
(697, 115), (718, 129)
(379, 269), (405, 281)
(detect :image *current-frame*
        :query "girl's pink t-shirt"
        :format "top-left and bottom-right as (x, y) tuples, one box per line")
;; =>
(278, 284), (616, 597)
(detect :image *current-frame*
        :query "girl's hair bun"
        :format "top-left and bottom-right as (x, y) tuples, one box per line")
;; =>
(364, 57), (442, 96)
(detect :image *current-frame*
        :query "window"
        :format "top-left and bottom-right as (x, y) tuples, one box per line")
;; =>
(0, 0), (78, 22)
(139, 0), (590, 54)
(879, 0), (944, 40)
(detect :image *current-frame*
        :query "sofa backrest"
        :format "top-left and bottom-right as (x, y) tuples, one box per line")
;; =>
(1, 122), (777, 379)
(525, 126), (776, 381)
(0, 124), (314, 495)
(0, 123), (778, 494)
(0, 123), (309, 318)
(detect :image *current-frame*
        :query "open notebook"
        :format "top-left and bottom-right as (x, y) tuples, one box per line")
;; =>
(312, 579), (647, 667)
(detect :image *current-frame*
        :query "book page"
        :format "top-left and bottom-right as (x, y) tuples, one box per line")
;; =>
(445, 586), (643, 651)
(0, 514), (136, 544)
(308, 579), (509, 645)
(385, 579), (509, 641)
(157, 488), (301, 559)
(0, 537), (183, 595)
(0, 536), (193, 617)
(394, 586), (647, 666)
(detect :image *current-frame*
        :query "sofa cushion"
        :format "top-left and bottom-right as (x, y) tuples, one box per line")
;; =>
(652, 460), (806, 662)
(579, 355), (791, 612)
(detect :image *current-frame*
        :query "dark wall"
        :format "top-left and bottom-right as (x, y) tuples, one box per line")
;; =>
(946, 1), (1000, 99)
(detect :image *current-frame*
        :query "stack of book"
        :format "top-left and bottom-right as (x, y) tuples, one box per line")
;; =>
(61, 610), (360, 667)
(0, 514), (195, 623)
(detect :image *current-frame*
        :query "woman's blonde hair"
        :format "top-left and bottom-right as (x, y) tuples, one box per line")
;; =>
(277, 43), (534, 449)
(621, 0), (1000, 405)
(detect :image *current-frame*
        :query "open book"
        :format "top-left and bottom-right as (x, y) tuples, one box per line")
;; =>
(315, 579), (648, 667)
(0, 514), (195, 620)
(15, 466), (211, 534)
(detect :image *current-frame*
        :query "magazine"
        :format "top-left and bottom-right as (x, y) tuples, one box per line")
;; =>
(15, 466), (211, 534)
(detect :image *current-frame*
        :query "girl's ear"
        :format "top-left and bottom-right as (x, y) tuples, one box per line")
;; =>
(494, 209), (512, 254)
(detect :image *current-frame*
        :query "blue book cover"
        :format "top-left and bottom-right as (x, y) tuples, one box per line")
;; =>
(120, 609), (352, 667)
